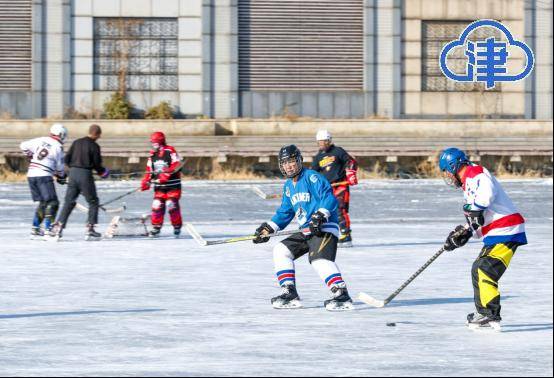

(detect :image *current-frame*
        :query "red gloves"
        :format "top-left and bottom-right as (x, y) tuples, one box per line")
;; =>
(141, 178), (151, 191)
(157, 172), (171, 185)
(346, 168), (358, 186)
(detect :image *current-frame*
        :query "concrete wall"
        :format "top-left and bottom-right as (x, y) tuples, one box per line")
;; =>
(0, 119), (550, 138)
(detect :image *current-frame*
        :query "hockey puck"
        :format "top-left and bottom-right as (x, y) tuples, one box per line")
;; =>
(386, 322), (396, 327)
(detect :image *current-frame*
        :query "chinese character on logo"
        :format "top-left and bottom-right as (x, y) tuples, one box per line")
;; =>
(440, 20), (534, 89)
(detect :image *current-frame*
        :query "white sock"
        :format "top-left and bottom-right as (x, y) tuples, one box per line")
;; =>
(273, 242), (295, 286)
(312, 259), (345, 288)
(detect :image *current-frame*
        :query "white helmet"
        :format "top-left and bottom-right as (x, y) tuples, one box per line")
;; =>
(50, 123), (68, 143)
(316, 130), (332, 142)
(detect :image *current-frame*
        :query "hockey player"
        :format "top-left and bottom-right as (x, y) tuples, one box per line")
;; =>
(140, 131), (183, 238)
(311, 130), (358, 247)
(439, 147), (527, 331)
(19, 124), (68, 238)
(253, 145), (353, 311)
(50, 124), (110, 241)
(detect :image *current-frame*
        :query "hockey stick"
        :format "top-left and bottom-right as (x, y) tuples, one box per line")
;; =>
(75, 202), (127, 214)
(358, 246), (446, 308)
(185, 223), (307, 246)
(359, 225), (472, 307)
(252, 181), (350, 200)
(252, 186), (282, 200)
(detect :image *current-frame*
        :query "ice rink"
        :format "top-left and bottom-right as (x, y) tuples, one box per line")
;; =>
(0, 179), (552, 376)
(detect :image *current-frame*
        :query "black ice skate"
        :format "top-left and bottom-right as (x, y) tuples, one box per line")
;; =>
(30, 227), (44, 240)
(338, 231), (353, 248)
(149, 226), (162, 238)
(324, 283), (354, 311)
(271, 284), (302, 309)
(85, 224), (102, 241)
(174, 227), (181, 238)
(466, 312), (502, 332)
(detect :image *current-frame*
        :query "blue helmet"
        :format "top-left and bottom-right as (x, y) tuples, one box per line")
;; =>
(439, 148), (469, 174)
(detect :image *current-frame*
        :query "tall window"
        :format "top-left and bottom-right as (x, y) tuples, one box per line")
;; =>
(422, 21), (502, 91)
(93, 18), (178, 91)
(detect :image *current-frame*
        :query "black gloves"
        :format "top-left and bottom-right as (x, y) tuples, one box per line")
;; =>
(309, 211), (328, 237)
(56, 174), (67, 185)
(253, 222), (275, 244)
(444, 225), (472, 251)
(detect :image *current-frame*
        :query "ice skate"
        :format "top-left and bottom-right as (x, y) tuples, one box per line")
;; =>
(271, 284), (302, 309)
(149, 226), (162, 238)
(174, 227), (181, 238)
(44, 222), (63, 242)
(85, 224), (102, 241)
(338, 232), (353, 248)
(466, 312), (502, 332)
(324, 283), (354, 311)
(30, 227), (44, 240)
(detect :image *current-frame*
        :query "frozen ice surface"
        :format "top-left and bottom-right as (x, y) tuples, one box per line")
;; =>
(0, 179), (552, 376)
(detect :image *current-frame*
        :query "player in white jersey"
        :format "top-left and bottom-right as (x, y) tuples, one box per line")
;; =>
(19, 124), (68, 238)
(439, 147), (527, 331)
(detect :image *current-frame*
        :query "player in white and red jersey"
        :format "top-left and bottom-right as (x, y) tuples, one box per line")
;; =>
(140, 132), (183, 238)
(439, 147), (527, 331)
(19, 124), (68, 238)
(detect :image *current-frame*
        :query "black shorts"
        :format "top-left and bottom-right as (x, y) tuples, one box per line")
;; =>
(281, 232), (338, 263)
(28, 176), (57, 202)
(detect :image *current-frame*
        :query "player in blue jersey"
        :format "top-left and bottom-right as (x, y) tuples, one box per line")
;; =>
(253, 145), (353, 311)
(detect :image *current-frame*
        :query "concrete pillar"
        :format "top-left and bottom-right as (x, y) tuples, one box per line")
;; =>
(179, 0), (204, 116)
(375, 0), (402, 118)
(205, 0), (238, 118)
(41, 0), (71, 117)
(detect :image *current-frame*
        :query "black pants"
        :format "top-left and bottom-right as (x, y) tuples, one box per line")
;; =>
(58, 168), (99, 226)
(281, 232), (338, 263)
(472, 242), (522, 318)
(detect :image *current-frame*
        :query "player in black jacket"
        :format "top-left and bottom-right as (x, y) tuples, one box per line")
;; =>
(49, 124), (110, 241)
(311, 130), (358, 247)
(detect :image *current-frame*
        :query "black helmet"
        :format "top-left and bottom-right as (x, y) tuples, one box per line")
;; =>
(278, 145), (303, 178)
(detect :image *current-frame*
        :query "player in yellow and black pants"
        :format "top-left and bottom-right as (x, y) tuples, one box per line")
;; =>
(472, 242), (523, 319)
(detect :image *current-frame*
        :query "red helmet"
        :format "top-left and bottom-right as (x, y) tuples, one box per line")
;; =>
(150, 131), (166, 146)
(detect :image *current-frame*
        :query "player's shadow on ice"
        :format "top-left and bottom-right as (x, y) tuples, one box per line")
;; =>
(501, 323), (553, 333)
(0, 308), (165, 319)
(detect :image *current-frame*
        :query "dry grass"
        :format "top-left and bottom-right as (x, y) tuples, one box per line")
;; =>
(0, 111), (14, 120)
(358, 162), (388, 179)
(0, 168), (26, 182)
(494, 158), (544, 179)
(206, 164), (266, 181)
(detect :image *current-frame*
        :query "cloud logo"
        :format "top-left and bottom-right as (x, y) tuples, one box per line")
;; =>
(439, 19), (535, 89)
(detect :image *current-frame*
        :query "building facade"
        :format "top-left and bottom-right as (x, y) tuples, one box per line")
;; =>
(0, 0), (552, 119)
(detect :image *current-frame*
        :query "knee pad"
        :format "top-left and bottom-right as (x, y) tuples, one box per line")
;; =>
(152, 199), (165, 211)
(166, 199), (179, 212)
(45, 200), (59, 216)
(273, 242), (294, 261)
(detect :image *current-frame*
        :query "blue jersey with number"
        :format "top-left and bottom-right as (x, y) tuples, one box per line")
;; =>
(269, 168), (339, 237)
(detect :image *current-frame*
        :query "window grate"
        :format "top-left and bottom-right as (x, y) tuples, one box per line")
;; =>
(93, 18), (178, 91)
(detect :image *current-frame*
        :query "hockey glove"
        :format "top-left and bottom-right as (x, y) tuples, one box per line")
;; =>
(444, 225), (472, 251)
(140, 179), (151, 191)
(253, 222), (275, 244)
(463, 204), (485, 231)
(309, 211), (328, 237)
(346, 168), (358, 186)
(55, 174), (67, 185)
(100, 168), (110, 179)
